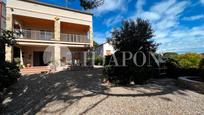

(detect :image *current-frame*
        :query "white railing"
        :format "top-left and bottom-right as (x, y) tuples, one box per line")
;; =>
(16, 29), (54, 40)
(14, 29), (90, 43)
(61, 33), (90, 43)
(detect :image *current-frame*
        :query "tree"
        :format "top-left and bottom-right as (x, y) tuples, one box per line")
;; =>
(0, 30), (21, 91)
(0, 30), (18, 62)
(111, 18), (158, 54)
(104, 18), (159, 85)
(64, 0), (104, 10)
(80, 0), (104, 10)
(93, 40), (99, 49)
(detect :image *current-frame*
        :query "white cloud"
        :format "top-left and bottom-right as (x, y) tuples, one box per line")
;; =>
(94, 0), (204, 53)
(130, 0), (204, 53)
(92, 0), (130, 15)
(201, 0), (204, 4)
(183, 15), (204, 21)
(151, 0), (176, 15)
(136, 0), (146, 15)
(103, 15), (124, 27)
(94, 31), (111, 44)
(158, 26), (204, 53)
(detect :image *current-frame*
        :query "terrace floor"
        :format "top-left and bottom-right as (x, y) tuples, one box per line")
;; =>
(1, 69), (204, 115)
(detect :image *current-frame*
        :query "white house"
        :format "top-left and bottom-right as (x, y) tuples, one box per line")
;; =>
(95, 42), (115, 57)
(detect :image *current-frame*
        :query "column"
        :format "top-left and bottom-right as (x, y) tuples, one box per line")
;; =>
(5, 45), (13, 62)
(89, 25), (94, 47)
(5, 10), (13, 62)
(54, 45), (61, 68)
(20, 47), (24, 66)
(54, 17), (61, 41)
(6, 10), (13, 30)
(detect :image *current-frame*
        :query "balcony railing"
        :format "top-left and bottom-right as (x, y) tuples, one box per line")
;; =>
(61, 33), (90, 43)
(14, 29), (90, 43)
(16, 29), (54, 40)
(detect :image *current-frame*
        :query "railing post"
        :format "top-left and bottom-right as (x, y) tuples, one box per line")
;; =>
(44, 32), (47, 40)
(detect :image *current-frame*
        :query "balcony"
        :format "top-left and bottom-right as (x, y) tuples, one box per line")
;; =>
(61, 33), (90, 43)
(15, 29), (90, 43)
(16, 29), (54, 41)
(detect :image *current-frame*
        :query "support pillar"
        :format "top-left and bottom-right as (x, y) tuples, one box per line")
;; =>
(6, 10), (13, 30)
(89, 25), (93, 47)
(54, 17), (61, 41)
(5, 45), (13, 62)
(5, 10), (13, 62)
(54, 45), (61, 68)
(20, 47), (24, 66)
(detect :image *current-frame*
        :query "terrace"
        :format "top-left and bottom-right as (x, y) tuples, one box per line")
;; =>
(13, 15), (90, 44)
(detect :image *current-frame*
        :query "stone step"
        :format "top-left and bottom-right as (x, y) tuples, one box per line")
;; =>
(20, 66), (50, 75)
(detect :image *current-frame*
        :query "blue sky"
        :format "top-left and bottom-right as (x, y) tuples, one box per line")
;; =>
(39, 0), (204, 53)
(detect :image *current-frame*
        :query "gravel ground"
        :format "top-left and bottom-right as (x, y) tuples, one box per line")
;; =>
(1, 69), (204, 115)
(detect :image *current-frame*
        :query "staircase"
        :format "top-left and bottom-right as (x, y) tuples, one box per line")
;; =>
(20, 66), (51, 75)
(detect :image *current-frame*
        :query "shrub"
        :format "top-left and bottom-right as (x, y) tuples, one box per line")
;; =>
(175, 53), (202, 68)
(0, 61), (21, 91)
(103, 18), (158, 85)
(103, 66), (130, 85)
(132, 67), (153, 84)
(95, 55), (104, 65)
(199, 69), (204, 81)
(199, 59), (204, 69)
(165, 58), (180, 78)
(104, 55), (112, 65)
(14, 57), (21, 68)
(103, 66), (153, 85)
(163, 52), (178, 59)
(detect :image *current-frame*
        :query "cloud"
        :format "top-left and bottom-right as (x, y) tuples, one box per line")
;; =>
(136, 0), (146, 15)
(103, 15), (124, 27)
(92, 0), (129, 15)
(201, 0), (204, 4)
(130, 0), (204, 53)
(158, 26), (204, 53)
(94, 31), (110, 44)
(182, 14), (204, 21)
(93, 0), (204, 53)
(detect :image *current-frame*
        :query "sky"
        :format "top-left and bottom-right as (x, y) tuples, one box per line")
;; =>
(38, 0), (204, 53)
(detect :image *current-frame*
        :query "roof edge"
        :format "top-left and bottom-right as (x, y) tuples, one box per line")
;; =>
(18, 0), (93, 16)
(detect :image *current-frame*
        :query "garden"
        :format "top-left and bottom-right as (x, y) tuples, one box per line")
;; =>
(102, 18), (204, 92)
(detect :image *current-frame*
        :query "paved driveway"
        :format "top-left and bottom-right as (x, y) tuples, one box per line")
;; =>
(1, 69), (204, 115)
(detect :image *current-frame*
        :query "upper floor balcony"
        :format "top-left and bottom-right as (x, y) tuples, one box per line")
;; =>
(13, 15), (91, 44)
(15, 29), (90, 43)
(16, 29), (54, 41)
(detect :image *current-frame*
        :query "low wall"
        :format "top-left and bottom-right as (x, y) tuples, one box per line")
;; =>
(178, 76), (204, 94)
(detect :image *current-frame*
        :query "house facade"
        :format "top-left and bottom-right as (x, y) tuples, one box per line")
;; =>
(5, 0), (93, 70)
(95, 42), (115, 57)
(0, 0), (6, 30)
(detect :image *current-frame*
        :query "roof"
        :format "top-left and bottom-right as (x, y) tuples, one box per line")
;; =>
(96, 42), (111, 48)
(19, 0), (93, 16)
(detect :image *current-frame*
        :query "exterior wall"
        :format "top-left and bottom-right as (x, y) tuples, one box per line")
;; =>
(21, 46), (87, 67)
(103, 43), (115, 56)
(21, 46), (47, 66)
(5, 0), (94, 67)
(7, 0), (92, 25)
(96, 43), (115, 57)
(6, 0), (93, 46)
(0, 0), (6, 30)
(95, 45), (104, 57)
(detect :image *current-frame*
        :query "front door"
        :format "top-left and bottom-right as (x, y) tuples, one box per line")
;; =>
(33, 52), (46, 66)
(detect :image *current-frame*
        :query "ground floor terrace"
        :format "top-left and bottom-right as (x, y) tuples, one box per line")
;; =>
(6, 43), (92, 74)
(1, 69), (204, 114)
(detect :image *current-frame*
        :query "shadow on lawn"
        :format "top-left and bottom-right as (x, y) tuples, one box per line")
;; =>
(0, 68), (188, 115)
